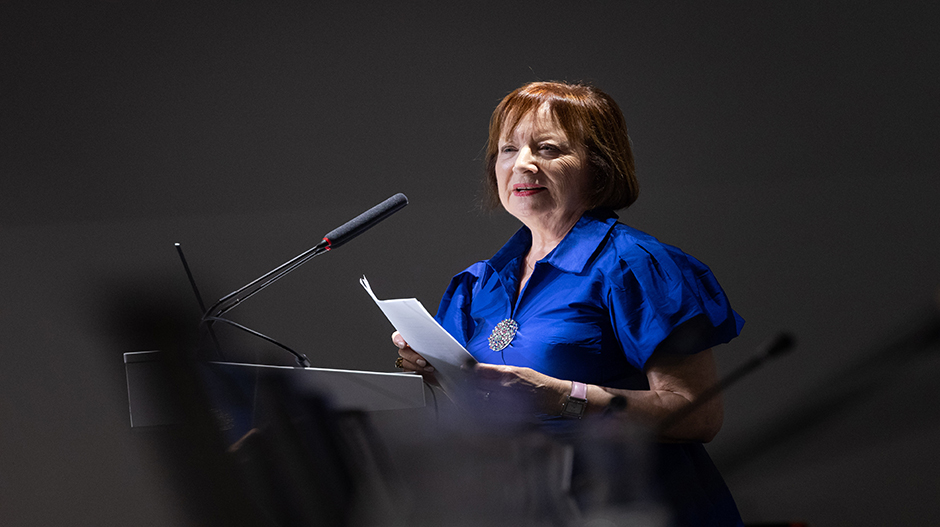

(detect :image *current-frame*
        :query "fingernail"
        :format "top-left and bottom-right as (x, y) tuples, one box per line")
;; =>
(416, 359), (427, 367)
(394, 339), (404, 348)
(425, 366), (435, 373)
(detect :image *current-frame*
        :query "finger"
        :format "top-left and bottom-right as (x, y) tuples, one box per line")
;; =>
(398, 356), (420, 373)
(400, 357), (437, 378)
(391, 331), (408, 349)
(392, 331), (433, 372)
(398, 349), (435, 373)
(394, 342), (434, 371)
(396, 346), (421, 362)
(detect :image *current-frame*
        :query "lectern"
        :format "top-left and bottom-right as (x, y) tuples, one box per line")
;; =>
(124, 350), (426, 428)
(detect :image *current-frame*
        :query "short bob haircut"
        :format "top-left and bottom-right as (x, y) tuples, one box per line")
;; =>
(484, 81), (639, 211)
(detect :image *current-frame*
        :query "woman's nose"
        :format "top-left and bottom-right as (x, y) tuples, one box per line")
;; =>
(513, 146), (537, 173)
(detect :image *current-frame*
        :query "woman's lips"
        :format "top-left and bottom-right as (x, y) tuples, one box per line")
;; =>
(512, 184), (545, 196)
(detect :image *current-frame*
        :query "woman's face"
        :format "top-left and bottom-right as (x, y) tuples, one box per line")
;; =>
(495, 105), (592, 232)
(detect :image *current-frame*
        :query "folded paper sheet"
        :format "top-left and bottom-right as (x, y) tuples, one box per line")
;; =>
(360, 276), (476, 397)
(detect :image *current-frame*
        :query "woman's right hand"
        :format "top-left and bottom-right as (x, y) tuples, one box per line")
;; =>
(392, 331), (438, 384)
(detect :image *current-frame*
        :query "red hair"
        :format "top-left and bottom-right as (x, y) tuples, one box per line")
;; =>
(483, 81), (638, 210)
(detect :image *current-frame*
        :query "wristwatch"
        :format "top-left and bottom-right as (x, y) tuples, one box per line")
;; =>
(560, 381), (588, 419)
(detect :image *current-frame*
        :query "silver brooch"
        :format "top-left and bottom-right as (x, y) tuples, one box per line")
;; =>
(488, 318), (519, 351)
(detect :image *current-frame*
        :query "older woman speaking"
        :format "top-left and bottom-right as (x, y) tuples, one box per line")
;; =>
(394, 81), (745, 526)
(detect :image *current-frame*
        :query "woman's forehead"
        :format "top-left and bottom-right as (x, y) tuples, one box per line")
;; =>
(500, 104), (568, 141)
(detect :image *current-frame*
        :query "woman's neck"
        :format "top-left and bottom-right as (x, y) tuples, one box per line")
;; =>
(524, 209), (583, 260)
(515, 210), (584, 298)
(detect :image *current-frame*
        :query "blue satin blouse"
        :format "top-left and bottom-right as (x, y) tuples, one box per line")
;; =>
(433, 209), (747, 525)
(435, 209), (744, 389)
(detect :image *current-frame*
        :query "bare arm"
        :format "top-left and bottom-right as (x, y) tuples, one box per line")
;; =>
(471, 348), (723, 443)
(392, 331), (723, 443)
(593, 349), (723, 443)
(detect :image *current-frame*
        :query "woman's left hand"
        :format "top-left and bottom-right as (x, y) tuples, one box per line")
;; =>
(466, 363), (568, 416)
(392, 331), (439, 386)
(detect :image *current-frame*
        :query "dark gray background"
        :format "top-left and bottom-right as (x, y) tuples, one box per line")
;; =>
(2, 1), (939, 525)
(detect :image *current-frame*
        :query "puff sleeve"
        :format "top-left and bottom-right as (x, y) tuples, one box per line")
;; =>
(607, 237), (744, 371)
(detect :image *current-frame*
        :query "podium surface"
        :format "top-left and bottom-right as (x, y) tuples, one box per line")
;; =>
(209, 360), (426, 412)
(124, 351), (426, 428)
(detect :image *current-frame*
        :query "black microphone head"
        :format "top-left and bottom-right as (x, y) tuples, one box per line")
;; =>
(322, 193), (408, 250)
(388, 192), (408, 210)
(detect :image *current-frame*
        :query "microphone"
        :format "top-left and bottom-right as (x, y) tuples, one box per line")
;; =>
(205, 193), (410, 319)
(198, 193), (409, 367)
(321, 193), (409, 250)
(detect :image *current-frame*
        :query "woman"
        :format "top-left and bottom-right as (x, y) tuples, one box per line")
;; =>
(394, 81), (745, 526)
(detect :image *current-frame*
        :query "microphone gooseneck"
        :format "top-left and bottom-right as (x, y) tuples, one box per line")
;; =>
(199, 193), (409, 367)
(205, 193), (410, 319)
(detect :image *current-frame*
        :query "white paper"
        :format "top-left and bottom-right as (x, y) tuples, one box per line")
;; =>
(360, 276), (476, 395)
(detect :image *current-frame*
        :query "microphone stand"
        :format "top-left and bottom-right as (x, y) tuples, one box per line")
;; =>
(199, 193), (409, 368)
(205, 240), (330, 320)
(198, 241), (332, 368)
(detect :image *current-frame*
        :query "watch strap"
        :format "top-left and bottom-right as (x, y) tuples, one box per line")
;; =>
(570, 381), (587, 400)
(561, 381), (588, 419)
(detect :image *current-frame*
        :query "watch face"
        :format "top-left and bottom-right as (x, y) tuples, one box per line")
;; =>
(563, 399), (586, 418)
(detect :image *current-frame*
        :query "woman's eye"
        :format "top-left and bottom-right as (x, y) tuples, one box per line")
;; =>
(500, 145), (517, 153)
(539, 144), (560, 153)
